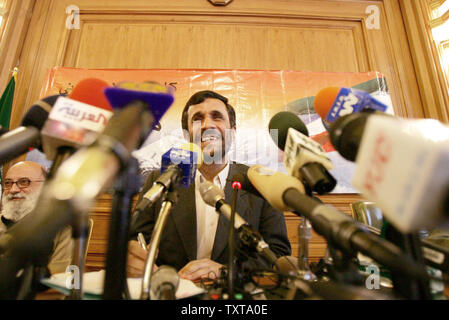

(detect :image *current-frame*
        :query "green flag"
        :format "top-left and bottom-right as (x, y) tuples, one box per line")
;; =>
(0, 73), (16, 129)
(0, 72), (16, 186)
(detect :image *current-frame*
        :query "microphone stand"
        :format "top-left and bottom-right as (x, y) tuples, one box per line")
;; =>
(297, 186), (317, 281)
(383, 221), (432, 299)
(67, 213), (90, 300)
(103, 157), (141, 300)
(228, 181), (240, 299)
(140, 187), (178, 300)
(292, 186), (362, 285)
(47, 146), (75, 179)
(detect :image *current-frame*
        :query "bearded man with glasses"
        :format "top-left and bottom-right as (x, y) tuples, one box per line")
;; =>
(0, 161), (73, 276)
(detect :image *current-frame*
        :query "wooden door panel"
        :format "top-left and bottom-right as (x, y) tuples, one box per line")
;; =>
(70, 18), (367, 73)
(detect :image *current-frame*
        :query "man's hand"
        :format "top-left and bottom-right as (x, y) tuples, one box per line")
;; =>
(127, 240), (153, 278)
(178, 259), (224, 281)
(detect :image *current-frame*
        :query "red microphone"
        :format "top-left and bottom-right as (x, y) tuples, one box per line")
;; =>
(314, 87), (341, 121)
(40, 78), (114, 161)
(68, 78), (112, 110)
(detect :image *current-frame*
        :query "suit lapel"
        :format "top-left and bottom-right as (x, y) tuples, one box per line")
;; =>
(171, 182), (197, 261)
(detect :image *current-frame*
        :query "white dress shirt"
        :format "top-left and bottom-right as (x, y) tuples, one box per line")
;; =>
(195, 163), (230, 260)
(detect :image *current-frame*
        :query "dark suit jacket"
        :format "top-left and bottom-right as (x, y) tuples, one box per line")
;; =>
(129, 163), (291, 271)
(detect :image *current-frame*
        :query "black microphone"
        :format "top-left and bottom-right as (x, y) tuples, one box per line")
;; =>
(0, 95), (61, 165)
(269, 111), (309, 150)
(150, 265), (179, 300)
(268, 111), (336, 194)
(0, 125), (9, 136)
(131, 143), (202, 217)
(329, 112), (371, 162)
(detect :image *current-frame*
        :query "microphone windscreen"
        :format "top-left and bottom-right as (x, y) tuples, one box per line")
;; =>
(69, 78), (112, 111)
(329, 112), (369, 162)
(21, 94), (64, 129)
(314, 87), (340, 120)
(247, 165), (305, 212)
(104, 81), (174, 124)
(268, 111), (309, 151)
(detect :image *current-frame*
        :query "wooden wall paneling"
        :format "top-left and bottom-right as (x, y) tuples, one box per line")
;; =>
(382, 0), (427, 119)
(71, 16), (368, 71)
(359, 1), (424, 119)
(0, 0), (35, 101)
(399, 0), (449, 122)
(9, 0), (57, 130)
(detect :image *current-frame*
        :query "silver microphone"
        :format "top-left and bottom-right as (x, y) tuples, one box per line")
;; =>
(150, 265), (180, 300)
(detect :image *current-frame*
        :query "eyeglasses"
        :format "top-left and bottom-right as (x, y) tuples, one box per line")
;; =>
(2, 178), (45, 190)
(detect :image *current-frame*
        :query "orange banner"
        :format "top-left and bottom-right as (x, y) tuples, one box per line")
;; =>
(35, 67), (392, 193)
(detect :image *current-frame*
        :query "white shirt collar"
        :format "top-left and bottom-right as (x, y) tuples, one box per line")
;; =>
(195, 162), (230, 189)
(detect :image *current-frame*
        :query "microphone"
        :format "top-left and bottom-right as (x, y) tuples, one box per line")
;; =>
(0, 94), (61, 165)
(269, 111), (309, 151)
(330, 112), (449, 233)
(0, 81), (174, 284)
(247, 165), (430, 282)
(0, 126), (8, 135)
(132, 143), (203, 215)
(268, 111), (336, 194)
(314, 87), (388, 124)
(40, 78), (113, 161)
(150, 265), (180, 300)
(198, 178), (279, 265)
(104, 81), (174, 131)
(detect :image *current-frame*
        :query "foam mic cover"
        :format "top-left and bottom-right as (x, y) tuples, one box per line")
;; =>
(21, 94), (63, 131)
(329, 112), (369, 162)
(268, 111), (309, 150)
(68, 78), (112, 111)
(0, 94), (65, 160)
(41, 79), (115, 160)
(313, 87), (340, 121)
(150, 265), (180, 300)
(314, 87), (388, 123)
(0, 126), (8, 136)
(329, 112), (390, 162)
(247, 165), (305, 212)
(104, 81), (174, 124)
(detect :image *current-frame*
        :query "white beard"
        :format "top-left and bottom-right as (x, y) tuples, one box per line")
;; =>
(1, 190), (41, 222)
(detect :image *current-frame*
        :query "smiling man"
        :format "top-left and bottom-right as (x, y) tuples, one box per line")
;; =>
(127, 90), (291, 282)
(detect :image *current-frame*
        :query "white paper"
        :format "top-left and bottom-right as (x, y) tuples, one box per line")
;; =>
(42, 270), (205, 300)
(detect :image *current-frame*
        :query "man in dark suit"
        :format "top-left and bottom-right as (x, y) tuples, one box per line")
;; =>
(127, 90), (291, 281)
